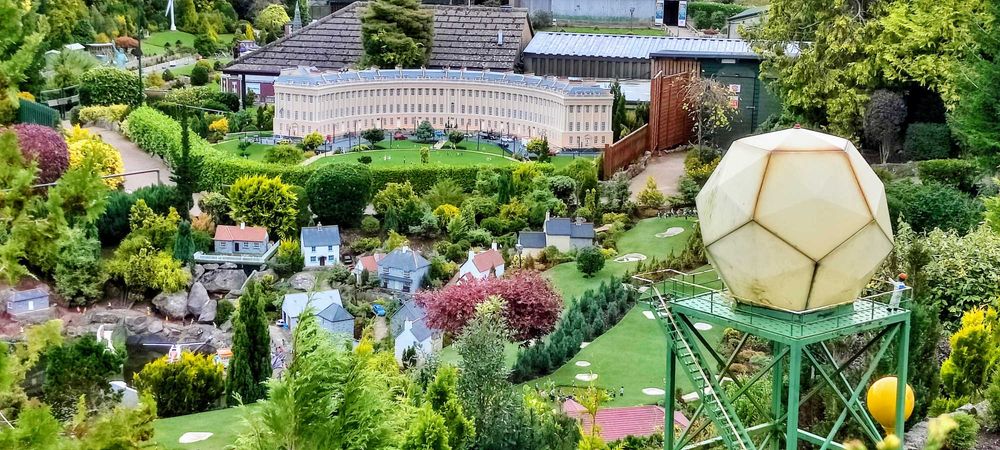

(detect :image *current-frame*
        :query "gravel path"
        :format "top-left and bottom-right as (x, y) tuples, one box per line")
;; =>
(85, 126), (174, 192)
(629, 150), (687, 200)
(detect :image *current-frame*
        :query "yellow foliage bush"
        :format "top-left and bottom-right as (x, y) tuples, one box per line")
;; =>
(17, 91), (34, 102)
(209, 117), (229, 134)
(65, 126), (125, 188)
(78, 104), (130, 124)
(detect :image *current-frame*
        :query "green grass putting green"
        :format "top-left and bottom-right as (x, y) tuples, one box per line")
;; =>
(143, 32), (235, 57)
(153, 405), (253, 450)
(526, 302), (723, 407)
(544, 217), (697, 302)
(169, 58), (232, 76)
(538, 26), (666, 36)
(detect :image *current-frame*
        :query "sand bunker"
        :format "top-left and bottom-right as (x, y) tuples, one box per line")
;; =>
(575, 361), (592, 367)
(655, 227), (686, 238)
(575, 373), (598, 382)
(615, 253), (647, 263)
(179, 432), (213, 444)
(642, 388), (666, 396)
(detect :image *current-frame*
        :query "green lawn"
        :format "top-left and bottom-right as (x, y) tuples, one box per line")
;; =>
(169, 58), (232, 76)
(310, 139), (515, 168)
(153, 406), (253, 450)
(527, 302), (723, 407)
(538, 26), (666, 36)
(544, 217), (697, 301)
(214, 138), (271, 161)
(143, 31), (235, 57)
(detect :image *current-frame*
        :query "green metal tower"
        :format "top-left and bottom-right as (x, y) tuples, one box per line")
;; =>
(636, 269), (912, 450)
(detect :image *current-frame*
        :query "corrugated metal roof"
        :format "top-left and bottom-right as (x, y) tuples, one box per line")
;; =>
(524, 32), (675, 60)
(524, 32), (782, 61)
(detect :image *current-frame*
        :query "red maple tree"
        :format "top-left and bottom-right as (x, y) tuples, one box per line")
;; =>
(415, 271), (562, 342)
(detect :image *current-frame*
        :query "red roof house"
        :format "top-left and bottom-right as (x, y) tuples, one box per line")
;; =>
(212, 223), (270, 255)
(453, 243), (505, 285)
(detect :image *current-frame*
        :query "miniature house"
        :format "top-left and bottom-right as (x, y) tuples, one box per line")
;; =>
(300, 224), (341, 267)
(213, 223), (270, 255)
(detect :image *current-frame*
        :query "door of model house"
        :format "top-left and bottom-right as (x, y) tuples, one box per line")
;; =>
(319, 256), (327, 266)
(234, 242), (240, 252)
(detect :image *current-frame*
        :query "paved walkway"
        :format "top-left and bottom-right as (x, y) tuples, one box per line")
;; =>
(84, 125), (174, 192)
(630, 150), (687, 200)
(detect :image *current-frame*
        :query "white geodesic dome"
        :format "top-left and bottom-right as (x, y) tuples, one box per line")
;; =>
(695, 127), (894, 312)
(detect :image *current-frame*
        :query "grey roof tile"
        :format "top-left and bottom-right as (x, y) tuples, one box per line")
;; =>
(378, 247), (430, 271)
(518, 231), (546, 249)
(318, 303), (354, 323)
(225, 2), (530, 75)
(301, 225), (341, 247)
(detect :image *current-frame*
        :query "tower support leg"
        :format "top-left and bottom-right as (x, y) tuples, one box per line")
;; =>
(771, 342), (785, 450)
(894, 320), (911, 441)
(665, 340), (676, 450)
(785, 344), (802, 450)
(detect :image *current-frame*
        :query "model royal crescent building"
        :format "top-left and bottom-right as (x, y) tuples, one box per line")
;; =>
(272, 67), (614, 150)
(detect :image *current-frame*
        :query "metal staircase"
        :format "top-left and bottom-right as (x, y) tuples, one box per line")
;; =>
(653, 288), (756, 450)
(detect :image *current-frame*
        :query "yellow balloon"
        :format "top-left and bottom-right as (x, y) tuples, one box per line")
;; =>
(866, 376), (915, 435)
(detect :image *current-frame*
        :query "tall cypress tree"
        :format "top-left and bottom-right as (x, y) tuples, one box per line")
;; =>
(227, 279), (272, 404)
(173, 220), (195, 266)
(950, 0), (1000, 164)
(170, 116), (203, 218)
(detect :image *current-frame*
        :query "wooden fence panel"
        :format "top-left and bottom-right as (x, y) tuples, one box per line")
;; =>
(602, 124), (650, 178)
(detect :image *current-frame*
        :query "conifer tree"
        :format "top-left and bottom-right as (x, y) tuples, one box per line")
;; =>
(227, 279), (272, 403)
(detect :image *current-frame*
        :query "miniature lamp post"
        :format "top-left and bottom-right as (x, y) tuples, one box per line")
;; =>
(867, 377), (915, 436)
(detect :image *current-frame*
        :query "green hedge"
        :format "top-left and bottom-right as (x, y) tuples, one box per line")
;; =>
(78, 67), (143, 107)
(687, 2), (747, 30)
(917, 159), (980, 194)
(904, 123), (953, 161)
(124, 106), (515, 192)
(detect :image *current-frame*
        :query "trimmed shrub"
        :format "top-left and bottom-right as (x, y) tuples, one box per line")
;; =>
(190, 64), (210, 86)
(132, 352), (225, 418)
(264, 143), (304, 164)
(79, 67), (143, 106)
(123, 106), (183, 162)
(97, 185), (185, 245)
(361, 216), (380, 235)
(66, 132), (125, 188)
(307, 163), (373, 226)
(576, 246), (606, 277)
(945, 412), (979, 450)
(78, 104), (130, 125)
(887, 179), (982, 234)
(10, 123), (69, 184)
(904, 123), (954, 161)
(917, 159), (980, 194)
(271, 239), (305, 277)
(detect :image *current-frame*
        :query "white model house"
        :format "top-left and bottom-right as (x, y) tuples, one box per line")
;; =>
(391, 299), (442, 361)
(300, 224), (341, 267)
(453, 243), (505, 285)
(281, 289), (354, 337)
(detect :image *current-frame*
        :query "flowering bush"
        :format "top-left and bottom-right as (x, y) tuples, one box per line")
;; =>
(78, 104), (130, 125)
(416, 271), (562, 342)
(65, 125), (125, 188)
(11, 123), (69, 183)
(208, 117), (229, 134)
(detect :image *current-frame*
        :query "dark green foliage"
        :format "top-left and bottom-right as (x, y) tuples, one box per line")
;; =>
(42, 335), (125, 420)
(415, 120), (435, 143)
(54, 228), (105, 306)
(986, 375), (1000, 431)
(193, 34), (218, 59)
(215, 300), (235, 326)
(362, 128), (385, 146)
(307, 163), (373, 226)
(172, 221), (196, 265)
(97, 185), (184, 245)
(576, 246), (605, 277)
(272, 240), (305, 277)
(917, 159), (980, 194)
(949, 0), (1000, 162)
(190, 63), (210, 86)
(171, 116), (203, 216)
(360, 0), (434, 68)
(886, 179), (982, 233)
(510, 279), (638, 382)
(163, 69), (175, 81)
(610, 81), (627, 141)
(361, 216), (380, 235)
(687, 2), (747, 29)
(289, 185), (312, 229)
(227, 279), (272, 404)
(79, 67), (142, 106)
(903, 123), (954, 161)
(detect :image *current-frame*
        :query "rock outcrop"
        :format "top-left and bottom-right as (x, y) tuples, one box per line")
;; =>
(152, 291), (189, 320)
(186, 282), (210, 316)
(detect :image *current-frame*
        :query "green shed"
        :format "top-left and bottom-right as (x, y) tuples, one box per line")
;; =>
(649, 38), (783, 148)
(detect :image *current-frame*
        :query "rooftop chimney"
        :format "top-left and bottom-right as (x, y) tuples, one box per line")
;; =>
(491, 242), (498, 251)
(497, 30), (505, 46)
(240, 222), (246, 229)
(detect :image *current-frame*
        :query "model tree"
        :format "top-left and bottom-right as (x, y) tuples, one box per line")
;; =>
(416, 272), (562, 342)
(227, 174), (299, 239)
(360, 0), (433, 68)
(307, 163), (373, 226)
(170, 116), (203, 216)
(362, 128), (385, 147)
(526, 137), (550, 162)
(576, 246), (605, 277)
(447, 130), (464, 149)
(637, 176), (666, 210)
(682, 77), (738, 149)
(254, 4), (291, 39)
(302, 131), (324, 152)
(227, 278), (272, 404)
(863, 90), (907, 164)
(415, 120), (436, 143)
